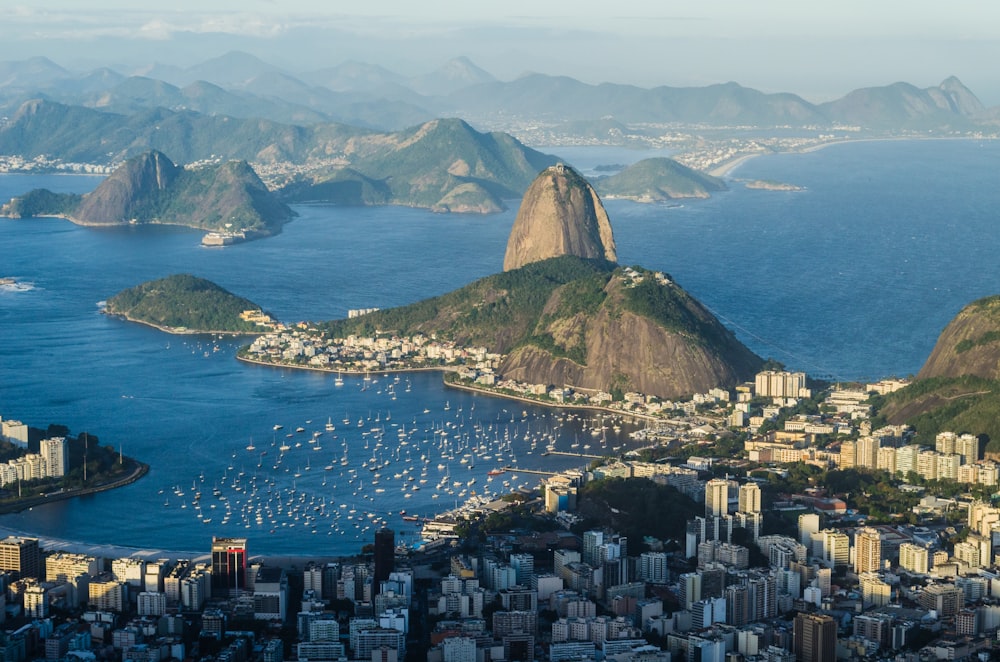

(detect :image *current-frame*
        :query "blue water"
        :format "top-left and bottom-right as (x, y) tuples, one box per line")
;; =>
(0, 138), (998, 555)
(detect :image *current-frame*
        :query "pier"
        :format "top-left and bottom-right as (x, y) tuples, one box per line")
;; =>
(503, 466), (561, 477)
(541, 450), (605, 460)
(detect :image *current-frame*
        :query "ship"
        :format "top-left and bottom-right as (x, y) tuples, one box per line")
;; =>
(487, 468), (506, 476)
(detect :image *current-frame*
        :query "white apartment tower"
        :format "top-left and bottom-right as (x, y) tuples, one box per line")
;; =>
(738, 483), (762, 514)
(40, 437), (68, 477)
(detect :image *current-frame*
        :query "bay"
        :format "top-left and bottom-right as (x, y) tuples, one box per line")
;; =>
(0, 138), (998, 556)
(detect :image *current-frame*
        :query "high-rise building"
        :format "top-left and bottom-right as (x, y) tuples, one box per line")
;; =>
(793, 613), (836, 662)
(818, 530), (849, 568)
(797, 514), (819, 550)
(738, 483), (762, 514)
(40, 437), (68, 477)
(373, 528), (395, 595)
(0, 536), (40, 579)
(755, 371), (808, 399)
(898, 543), (928, 574)
(859, 572), (891, 607)
(705, 478), (730, 517)
(853, 527), (882, 574)
(955, 433), (980, 464)
(211, 537), (247, 598)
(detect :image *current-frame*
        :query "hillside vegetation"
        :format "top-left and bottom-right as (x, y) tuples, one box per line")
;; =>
(106, 274), (266, 334)
(594, 157), (726, 201)
(317, 256), (762, 399)
(874, 376), (1000, 456)
(0, 101), (555, 213)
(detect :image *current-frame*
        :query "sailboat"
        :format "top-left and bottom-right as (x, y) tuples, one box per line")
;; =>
(335, 372), (344, 387)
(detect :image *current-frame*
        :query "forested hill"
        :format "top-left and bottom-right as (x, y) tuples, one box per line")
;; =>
(105, 274), (267, 334)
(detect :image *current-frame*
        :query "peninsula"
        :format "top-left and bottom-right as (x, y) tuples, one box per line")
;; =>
(240, 164), (762, 403)
(104, 274), (277, 335)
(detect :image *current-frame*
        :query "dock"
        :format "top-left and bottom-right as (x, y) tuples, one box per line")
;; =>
(541, 450), (605, 460)
(503, 466), (560, 477)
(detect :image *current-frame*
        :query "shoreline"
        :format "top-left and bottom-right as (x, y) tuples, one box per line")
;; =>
(236, 353), (461, 375)
(443, 378), (661, 424)
(238, 353), (661, 424)
(104, 311), (266, 337)
(0, 459), (149, 516)
(708, 152), (765, 178)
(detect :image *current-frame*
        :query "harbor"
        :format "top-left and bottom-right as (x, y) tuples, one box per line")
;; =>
(150, 370), (645, 552)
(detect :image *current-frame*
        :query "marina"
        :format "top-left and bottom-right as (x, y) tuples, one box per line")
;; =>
(151, 371), (643, 549)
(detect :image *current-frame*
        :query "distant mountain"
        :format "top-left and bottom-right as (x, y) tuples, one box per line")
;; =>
(0, 98), (364, 163)
(1, 51), (992, 132)
(106, 274), (266, 334)
(504, 164), (616, 271)
(819, 78), (985, 128)
(407, 57), (496, 97)
(303, 60), (407, 92)
(280, 118), (557, 212)
(443, 74), (826, 124)
(2, 150), (294, 239)
(182, 50), (288, 88)
(0, 57), (69, 88)
(594, 158), (727, 202)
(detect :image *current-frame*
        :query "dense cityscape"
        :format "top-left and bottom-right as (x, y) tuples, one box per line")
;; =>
(1, 363), (998, 662)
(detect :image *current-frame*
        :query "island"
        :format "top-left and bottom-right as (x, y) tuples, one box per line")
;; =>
(743, 179), (805, 191)
(593, 157), (727, 202)
(104, 274), (278, 335)
(1, 151), (295, 246)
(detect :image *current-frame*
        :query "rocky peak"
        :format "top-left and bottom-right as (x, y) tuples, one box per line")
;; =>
(503, 163), (616, 271)
(74, 150), (180, 223)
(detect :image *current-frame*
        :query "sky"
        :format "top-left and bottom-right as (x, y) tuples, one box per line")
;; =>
(4, 0), (1000, 105)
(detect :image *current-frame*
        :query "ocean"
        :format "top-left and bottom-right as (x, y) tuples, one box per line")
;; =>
(0, 138), (998, 556)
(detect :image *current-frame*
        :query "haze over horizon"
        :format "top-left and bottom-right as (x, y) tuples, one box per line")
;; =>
(4, 0), (1000, 106)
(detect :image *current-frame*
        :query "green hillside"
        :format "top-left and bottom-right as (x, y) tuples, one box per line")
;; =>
(0, 101), (556, 213)
(315, 255), (762, 399)
(318, 256), (615, 352)
(594, 157), (726, 201)
(106, 274), (265, 334)
(874, 376), (1000, 452)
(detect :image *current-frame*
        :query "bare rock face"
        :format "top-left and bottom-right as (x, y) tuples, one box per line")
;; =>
(497, 272), (762, 400)
(503, 164), (616, 271)
(75, 150), (180, 224)
(917, 295), (1000, 380)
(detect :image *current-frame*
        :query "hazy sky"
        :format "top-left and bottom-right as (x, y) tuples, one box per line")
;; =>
(5, 0), (1000, 104)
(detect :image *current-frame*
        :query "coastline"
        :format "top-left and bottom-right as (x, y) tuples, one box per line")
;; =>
(0, 458), (149, 516)
(708, 152), (764, 178)
(443, 377), (661, 424)
(238, 353), (661, 424)
(235, 353), (461, 375)
(104, 310), (266, 337)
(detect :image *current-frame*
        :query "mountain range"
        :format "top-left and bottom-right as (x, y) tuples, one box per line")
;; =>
(0, 53), (994, 132)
